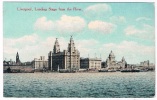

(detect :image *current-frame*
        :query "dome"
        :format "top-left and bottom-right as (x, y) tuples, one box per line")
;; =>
(109, 50), (115, 57)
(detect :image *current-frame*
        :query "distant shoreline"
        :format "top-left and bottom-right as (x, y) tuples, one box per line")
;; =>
(3, 70), (155, 73)
(3, 65), (155, 73)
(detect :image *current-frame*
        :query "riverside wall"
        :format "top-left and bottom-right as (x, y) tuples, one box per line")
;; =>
(3, 65), (34, 73)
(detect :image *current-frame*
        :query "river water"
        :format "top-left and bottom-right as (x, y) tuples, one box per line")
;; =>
(3, 72), (155, 98)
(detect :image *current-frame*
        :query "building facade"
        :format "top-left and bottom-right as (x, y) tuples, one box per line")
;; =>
(48, 36), (80, 71)
(80, 58), (101, 69)
(116, 57), (127, 69)
(32, 56), (48, 70)
(106, 51), (127, 69)
(140, 60), (149, 67)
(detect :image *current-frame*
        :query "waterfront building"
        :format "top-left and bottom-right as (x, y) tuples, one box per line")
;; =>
(23, 61), (32, 66)
(106, 51), (117, 68)
(140, 60), (149, 67)
(106, 51), (127, 69)
(138, 60), (155, 70)
(4, 52), (33, 66)
(116, 57), (127, 68)
(101, 61), (107, 68)
(80, 57), (101, 69)
(48, 36), (80, 71)
(3, 59), (16, 66)
(32, 56), (48, 70)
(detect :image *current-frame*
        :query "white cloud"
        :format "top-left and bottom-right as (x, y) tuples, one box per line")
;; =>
(4, 34), (38, 48)
(75, 39), (99, 57)
(56, 15), (86, 34)
(124, 24), (154, 39)
(84, 4), (112, 19)
(88, 20), (116, 34)
(3, 34), (155, 64)
(102, 41), (155, 64)
(3, 34), (40, 61)
(136, 17), (151, 21)
(3, 35), (100, 62)
(34, 15), (86, 35)
(34, 17), (54, 31)
(3, 34), (75, 62)
(124, 26), (144, 35)
(110, 16), (126, 24)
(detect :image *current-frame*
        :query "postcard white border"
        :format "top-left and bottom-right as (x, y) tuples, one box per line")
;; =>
(0, 0), (156, 100)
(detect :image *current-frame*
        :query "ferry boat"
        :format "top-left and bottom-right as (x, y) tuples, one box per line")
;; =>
(98, 69), (116, 72)
(98, 69), (108, 72)
(121, 68), (140, 72)
(108, 69), (116, 72)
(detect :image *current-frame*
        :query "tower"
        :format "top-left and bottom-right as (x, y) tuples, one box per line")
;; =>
(67, 36), (80, 70)
(16, 52), (20, 65)
(109, 50), (115, 62)
(68, 36), (75, 53)
(122, 56), (125, 63)
(53, 38), (60, 53)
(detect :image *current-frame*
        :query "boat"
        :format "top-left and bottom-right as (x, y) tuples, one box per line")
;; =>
(98, 68), (116, 72)
(59, 69), (76, 73)
(108, 69), (116, 72)
(98, 69), (108, 72)
(121, 68), (140, 72)
(131, 69), (140, 72)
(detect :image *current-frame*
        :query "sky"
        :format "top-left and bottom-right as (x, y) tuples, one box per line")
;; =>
(3, 2), (155, 64)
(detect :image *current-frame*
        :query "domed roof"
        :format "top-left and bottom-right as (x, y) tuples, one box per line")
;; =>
(109, 50), (115, 57)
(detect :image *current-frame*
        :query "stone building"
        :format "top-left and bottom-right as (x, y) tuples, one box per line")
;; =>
(48, 36), (80, 71)
(140, 60), (149, 67)
(106, 51), (127, 69)
(80, 57), (101, 69)
(116, 57), (127, 68)
(32, 56), (48, 70)
(106, 50), (117, 68)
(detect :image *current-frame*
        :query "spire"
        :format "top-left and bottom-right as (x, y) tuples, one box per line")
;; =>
(53, 38), (60, 53)
(70, 35), (74, 44)
(70, 35), (73, 40)
(16, 52), (20, 64)
(16, 52), (19, 58)
(109, 50), (115, 57)
(68, 36), (75, 53)
(16, 52), (19, 56)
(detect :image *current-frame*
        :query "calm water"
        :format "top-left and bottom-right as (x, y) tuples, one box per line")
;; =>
(3, 72), (155, 98)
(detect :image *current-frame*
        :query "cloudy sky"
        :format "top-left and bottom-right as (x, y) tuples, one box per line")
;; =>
(3, 2), (155, 64)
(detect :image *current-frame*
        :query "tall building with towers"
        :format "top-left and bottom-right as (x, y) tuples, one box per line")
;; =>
(48, 36), (80, 71)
